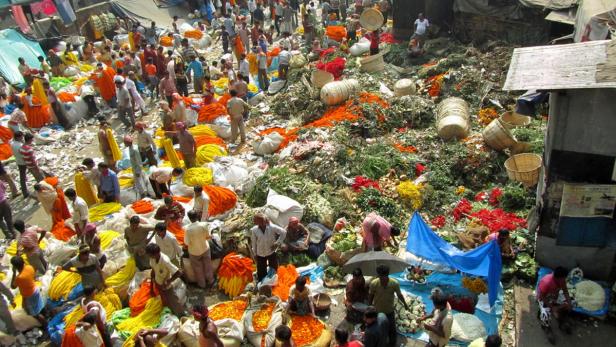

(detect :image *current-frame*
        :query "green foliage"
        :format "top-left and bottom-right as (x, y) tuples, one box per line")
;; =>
(350, 143), (413, 179)
(356, 188), (402, 222)
(501, 182), (534, 211)
(245, 167), (318, 207)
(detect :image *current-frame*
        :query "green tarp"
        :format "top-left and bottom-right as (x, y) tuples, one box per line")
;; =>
(0, 28), (45, 87)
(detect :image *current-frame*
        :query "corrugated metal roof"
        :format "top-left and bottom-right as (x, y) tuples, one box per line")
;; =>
(503, 40), (616, 90)
(519, 0), (578, 10)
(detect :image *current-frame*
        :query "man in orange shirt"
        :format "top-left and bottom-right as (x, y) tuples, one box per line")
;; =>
(11, 256), (46, 324)
(145, 57), (159, 99)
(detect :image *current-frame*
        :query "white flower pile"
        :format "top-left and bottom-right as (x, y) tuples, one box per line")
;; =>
(451, 313), (487, 342)
(394, 292), (425, 334)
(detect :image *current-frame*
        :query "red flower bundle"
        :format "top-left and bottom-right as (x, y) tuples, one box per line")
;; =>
(453, 199), (472, 222)
(474, 191), (487, 202)
(352, 176), (380, 192)
(488, 187), (503, 206)
(316, 57), (346, 79)
(469, 208), (526, 233)
(415, 163), (426, 177)
(380, 32), (399, 44)
(431, 215), (446, 228)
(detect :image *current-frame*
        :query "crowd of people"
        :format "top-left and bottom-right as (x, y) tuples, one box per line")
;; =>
(0, 1), (514, 347)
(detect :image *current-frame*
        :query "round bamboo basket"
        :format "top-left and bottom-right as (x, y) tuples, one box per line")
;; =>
(360, 51), (385, 72)
(394, 79), (416, 96)
(504, 153), (542, 187)
(500, 111), (531, 129)
(482, 118), (516, 151)
(320, 79), (360, 105)
(436, 97), (470, 140)
(311, 70), (335, 89)
(360, 8), (384, 31)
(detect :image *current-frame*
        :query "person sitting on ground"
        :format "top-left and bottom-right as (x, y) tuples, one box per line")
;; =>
(193, 305), (224, 347)
(362, 306), (389, 347)
(335, 328), (362, 347)
(345, 267), (369, 323)
(146, 243), (185, 316)
(134, 328), (169, 347)
(275, 325), (295, 347)
(419, 290), (453, 347)
(282, 217), (309, 253)
(288, 275), (315, 316)
(98, 162), (120, 203)
(537, 266), (572, 343)
(155, 196), (186, 224)
(82, 223), (106, 268)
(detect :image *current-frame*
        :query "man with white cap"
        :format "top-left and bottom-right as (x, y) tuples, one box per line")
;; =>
(123, 135), (147, 199)
(114, 75), (135, 129)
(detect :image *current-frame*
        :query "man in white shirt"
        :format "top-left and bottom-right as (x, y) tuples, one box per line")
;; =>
(277, 48), (292, 80)
(146, 243), (185, 316)
(148, 166), (182, 199)
(192, 186), (210, 222)
(250, 213), (286, 281)
(64, 188), (89, 237)
(154, 222), (183, 267)
(239, 53), (250, 83)
(184, 211), (213, 289)
(412, 13), (429, 48)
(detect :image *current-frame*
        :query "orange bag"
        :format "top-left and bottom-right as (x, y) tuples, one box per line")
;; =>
(57, 92), (77, 103)
(160, 36), (173, 47)
(203, 185), (237, 216)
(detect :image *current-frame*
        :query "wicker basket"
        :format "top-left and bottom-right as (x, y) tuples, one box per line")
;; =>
(504, 153), (542, 187)
(500, 111), (531, 129)
(360, 52), (385, 72)
(394, 79), (416, 96)
(360, 8), (384, 31)
(436, 97), (470, 140)
(482, 118), (516, 151)
(311, 70), (335, 89)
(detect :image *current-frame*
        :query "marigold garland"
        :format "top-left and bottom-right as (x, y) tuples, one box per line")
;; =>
(252, 303), (275, 332)
(272, 264), (300, 302)
(209, 300), (248, 321)
(478, 107), (499, 126)
(290, 314), (325, 346)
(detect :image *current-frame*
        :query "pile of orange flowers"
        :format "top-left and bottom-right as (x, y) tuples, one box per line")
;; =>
(325, 26), (347, 42)
(307, 93), (389, 128)
(209, 300), (248, 321)
(129, 280), (158, 316)
(252, 303), (275, 332)
(218, 252), (255, 297)
(290, 315), (325, 346)
(131, 199), (154, 214)
(198, 103), (227, 123)
(426, 73), (447, 97)
(57, 92), (77, 103)
(195, 135), (227, 150)
(272, 265), (301, 301)
(184, 30), (203, 39)
(0, 125), (12, 160)
(478, 107), (499, 126)
(203, 185), (237, 216)
(394, 143), (418, 153)
(160, 36), (173, 47)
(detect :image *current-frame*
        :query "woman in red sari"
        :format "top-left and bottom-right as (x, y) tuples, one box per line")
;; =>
(22, 87), (51, 128)
(90, 63), (116, 105)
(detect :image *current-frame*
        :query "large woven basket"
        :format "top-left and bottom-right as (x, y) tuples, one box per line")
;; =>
(360, 8), (384, 31)
(436, 97), (470, 140)
(394, 79), (416, 96)
(482, 118), (516, 151)
(360, 51), (385, 72)
(311, 69), (335, 89)
(500, 111), (531, 129)
(504, 153), (542, 187)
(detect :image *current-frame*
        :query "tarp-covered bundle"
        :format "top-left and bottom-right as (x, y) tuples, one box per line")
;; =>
(0, 29), (45, 87)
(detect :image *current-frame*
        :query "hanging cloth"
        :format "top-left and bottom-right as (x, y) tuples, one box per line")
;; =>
(31, 0), (57, 16)
(12, 6), (32, 33)
(53, 0), (76, 25)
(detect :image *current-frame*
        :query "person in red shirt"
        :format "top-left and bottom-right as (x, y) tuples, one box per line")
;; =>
(368, 29), (380, 55)
(334, 328), (362, 347)
(537, 266), (572, 343)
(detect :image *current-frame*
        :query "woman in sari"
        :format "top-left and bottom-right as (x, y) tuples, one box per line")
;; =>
(22, 86), (51, 128)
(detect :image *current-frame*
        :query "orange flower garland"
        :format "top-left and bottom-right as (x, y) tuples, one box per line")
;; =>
(184, 30), (204, 39)
(290, 314), (325, 346)
(198, 103), (227, 123)
(209, 300), (248, 321)
(394, 143), (418, 153)
(426, 73), (447, 97)
(272, 265), (301, 302)
(131, 199), (154, 214)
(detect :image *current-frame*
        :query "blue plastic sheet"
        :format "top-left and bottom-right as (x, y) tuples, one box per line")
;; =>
(0, 29), (46, 87)
(537, 267), (611, 317)
(48, 305), (74, 346)
(406, 212), (502, 306)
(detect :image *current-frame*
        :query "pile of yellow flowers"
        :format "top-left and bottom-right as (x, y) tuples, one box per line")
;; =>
(396, 181), (423, 210)
(462, 276), (488, 294)
(456, 185), (466, 195)
(478, 107), (499, 126)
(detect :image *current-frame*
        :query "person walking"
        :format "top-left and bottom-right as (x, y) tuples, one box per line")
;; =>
(186, 56), (204, 94)
(257, 47), (269, 91)
(368, 265), (408, 346)
(134, 122), (158, 167)
(227, 90), (250, 145)
(98, 162), (120, 203)
(0, 161), (19, 199)
(126, 71), (147, 116)
(18, 132), (45, 184)
(159, 71), (178, 106)
(114, 76), (136, 129)
(123, 135), (147, 199)
(97, 118), (117, 171)
(185, 210), (214, 289)
(250, 213), (286, 281)
(0, 180), (15, 238)
(277, 47), (291, 80)
(153, 222), (183, 267)
(412, 13), (429, 48)
(11, 256), (45, 325)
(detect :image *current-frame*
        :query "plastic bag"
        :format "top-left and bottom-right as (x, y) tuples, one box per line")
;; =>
(177, 317), (200, 347)
(253, 132), (284, 155)
(263, 189), (304, 227)
(349, 37), (371, 56)
(210, 116), (232, 139)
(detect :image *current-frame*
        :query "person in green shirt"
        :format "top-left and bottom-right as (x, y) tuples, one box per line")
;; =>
(368, 265), (408, 347)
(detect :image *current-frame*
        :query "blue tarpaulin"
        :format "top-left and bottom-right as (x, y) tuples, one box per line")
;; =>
(406, 212), (502, 307)
(0, 29), (45, 87)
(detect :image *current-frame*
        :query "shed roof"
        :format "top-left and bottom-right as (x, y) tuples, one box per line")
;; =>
(503, 40), (616, 90)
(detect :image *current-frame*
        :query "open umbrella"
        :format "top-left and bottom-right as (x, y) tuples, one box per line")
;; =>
(342, 251), (410, 276)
